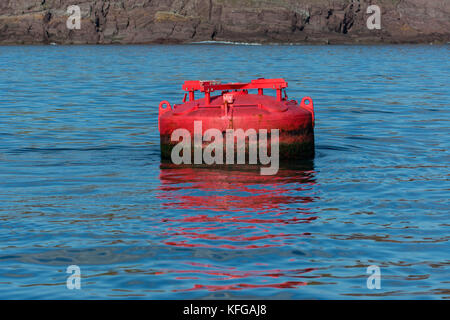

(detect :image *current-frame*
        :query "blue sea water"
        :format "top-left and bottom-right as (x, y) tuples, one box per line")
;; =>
(0, 44), (448, 299)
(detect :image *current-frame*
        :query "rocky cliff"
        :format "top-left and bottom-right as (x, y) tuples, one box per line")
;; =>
(1, 0), (449, 44)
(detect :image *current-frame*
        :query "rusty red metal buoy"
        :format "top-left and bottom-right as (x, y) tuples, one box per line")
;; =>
(158, 78), (315, 163)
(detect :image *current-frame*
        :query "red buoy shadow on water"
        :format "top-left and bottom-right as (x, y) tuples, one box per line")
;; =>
(158, 78), (315, 167)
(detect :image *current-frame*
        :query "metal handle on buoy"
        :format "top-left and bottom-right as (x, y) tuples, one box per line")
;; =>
(300, 97), (314, 127)
(158, 100), (172, 132)
(182, 78), (288, 106)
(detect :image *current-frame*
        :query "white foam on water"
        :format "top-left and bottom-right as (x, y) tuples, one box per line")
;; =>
(190, 40), (262, 46)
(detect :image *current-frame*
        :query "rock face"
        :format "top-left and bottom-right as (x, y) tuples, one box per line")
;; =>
(0, 0), (449, 44)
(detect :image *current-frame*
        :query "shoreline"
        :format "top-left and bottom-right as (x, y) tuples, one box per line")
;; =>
(1, 40), (449, 46)
(1, 0), (449, 47)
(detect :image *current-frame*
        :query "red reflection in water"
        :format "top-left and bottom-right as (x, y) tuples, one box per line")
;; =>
(158, 164), (317, 214)
(155, 164), (318, 292)
(163, 241), (278, 249)
(174, 281), (307, 292)
(166, 265), (315, 290)
(160, 265), (316, 280)
(164, 231), (311, 241)
(163, 215), (317, 224)
(156, 164), (317, 250)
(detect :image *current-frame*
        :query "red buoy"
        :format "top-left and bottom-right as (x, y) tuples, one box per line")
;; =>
(159, 78), (315, 163)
